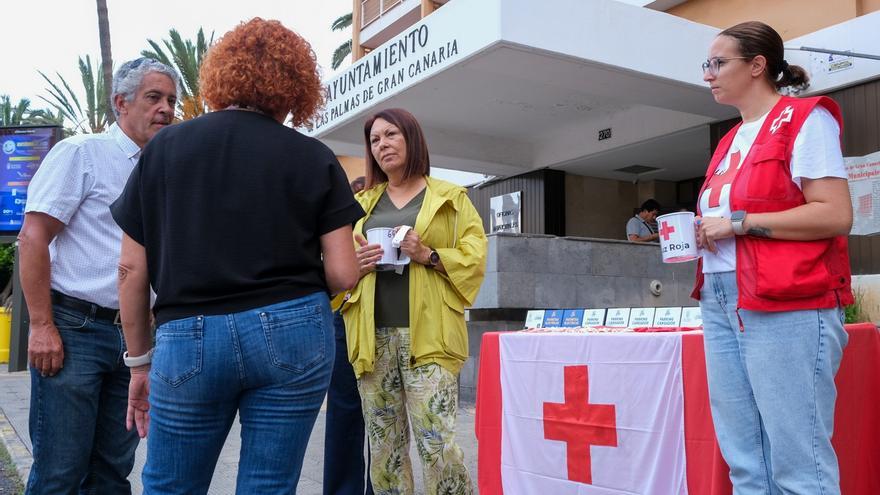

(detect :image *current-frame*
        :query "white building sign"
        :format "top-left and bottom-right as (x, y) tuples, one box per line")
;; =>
(309, 1), (497, 136)
(490, 191), (521, 233)
(846, 150), (880, 236)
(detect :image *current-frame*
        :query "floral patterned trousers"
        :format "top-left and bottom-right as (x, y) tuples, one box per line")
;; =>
(357, 326), (473, 495)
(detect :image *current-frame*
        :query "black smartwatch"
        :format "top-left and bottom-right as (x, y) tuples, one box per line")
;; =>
(427, 249), (440, 267)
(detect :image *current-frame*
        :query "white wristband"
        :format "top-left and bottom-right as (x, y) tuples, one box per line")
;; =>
(123, 348), (154, 367)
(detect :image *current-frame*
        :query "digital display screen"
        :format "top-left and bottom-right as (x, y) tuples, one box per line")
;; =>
(0, 126), (62, 233)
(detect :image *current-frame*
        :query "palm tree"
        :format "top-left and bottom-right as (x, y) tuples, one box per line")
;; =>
(0, 95), (32, 127)
(38, 55), (109, 134)
(331, 13), (353, 70)
(142, 28), (214, 120)
(26, 107), (65, 128)
(0, 95), (64, 128)
(96, 0), (115, 125)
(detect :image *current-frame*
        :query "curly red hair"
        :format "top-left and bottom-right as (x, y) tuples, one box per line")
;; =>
(200, 18), (323, 127)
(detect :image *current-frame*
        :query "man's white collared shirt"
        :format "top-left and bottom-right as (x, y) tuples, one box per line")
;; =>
(26, 124), (141, 308)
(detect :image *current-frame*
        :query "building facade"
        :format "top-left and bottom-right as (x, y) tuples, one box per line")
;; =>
(314, 0), (880, 400)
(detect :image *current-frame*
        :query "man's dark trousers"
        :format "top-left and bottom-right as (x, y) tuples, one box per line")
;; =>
(323, 312), (373, 495)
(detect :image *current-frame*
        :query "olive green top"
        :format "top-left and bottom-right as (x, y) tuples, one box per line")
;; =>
(362, 188), (426, 328)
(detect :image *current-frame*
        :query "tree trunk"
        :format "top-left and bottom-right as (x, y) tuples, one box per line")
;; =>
(96, 0), (115, 124)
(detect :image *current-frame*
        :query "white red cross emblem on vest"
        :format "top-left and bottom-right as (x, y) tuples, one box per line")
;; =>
(770, 105), (794, 134)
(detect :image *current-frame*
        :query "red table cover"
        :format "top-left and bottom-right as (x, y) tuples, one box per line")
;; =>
(475, 323), (880, 494)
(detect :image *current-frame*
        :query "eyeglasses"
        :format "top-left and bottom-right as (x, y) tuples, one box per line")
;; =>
(701, 57), (750, 76)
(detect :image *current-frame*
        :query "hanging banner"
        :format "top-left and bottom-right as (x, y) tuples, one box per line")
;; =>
(490, 191), (522, 233)
(846, 151), (880, 235)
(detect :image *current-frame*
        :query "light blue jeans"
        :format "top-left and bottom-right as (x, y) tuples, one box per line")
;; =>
(700, 271), (847, 495)
(142, 293), (334, 494)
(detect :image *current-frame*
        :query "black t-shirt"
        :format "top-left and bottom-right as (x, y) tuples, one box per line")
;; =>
(111, 110), (364, 325)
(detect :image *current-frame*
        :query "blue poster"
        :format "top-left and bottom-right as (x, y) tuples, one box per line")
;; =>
(0, 127), (59, 233)
(561, 309), (585, 328)
(542, 309), (563, 328)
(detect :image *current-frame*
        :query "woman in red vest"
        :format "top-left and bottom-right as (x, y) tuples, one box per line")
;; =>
(694, 21), (853, 495)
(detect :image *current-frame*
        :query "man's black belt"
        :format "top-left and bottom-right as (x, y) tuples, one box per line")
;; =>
(50, 290), (120, 324)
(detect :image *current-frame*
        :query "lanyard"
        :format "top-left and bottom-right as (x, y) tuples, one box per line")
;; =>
(638, 216), (655, 234)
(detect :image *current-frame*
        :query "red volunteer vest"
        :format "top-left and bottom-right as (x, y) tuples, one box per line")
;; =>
(691, 96), (853, 311)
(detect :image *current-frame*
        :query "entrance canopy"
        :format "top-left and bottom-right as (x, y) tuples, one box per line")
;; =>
(309, 0), (880, 182)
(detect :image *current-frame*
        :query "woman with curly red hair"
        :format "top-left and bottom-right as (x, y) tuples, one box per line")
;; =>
(111, 18), (363, 493)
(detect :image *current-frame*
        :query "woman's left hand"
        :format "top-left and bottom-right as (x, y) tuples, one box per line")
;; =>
(696, 216), (734, 254)
(397, 227), (431, 265)
(127, 367), (151, 438)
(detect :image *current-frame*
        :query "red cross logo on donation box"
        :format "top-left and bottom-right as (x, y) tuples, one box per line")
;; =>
(659, 221), (676, 241)
(543, 365), (617, 485)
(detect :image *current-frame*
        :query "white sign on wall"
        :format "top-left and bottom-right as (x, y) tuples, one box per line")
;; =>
(490, 191), (522, 234)
(811, 51), (854, 75)
(605, 308), (631, 328)
(846, 151), (880, 236)
(653, 307), (683, 327)
(582, 309), (607, 327)
(680, 307), (703, 327)
(628, 308), (656, 327)
(308, 1), (497, 135)
(524, 310), (545, 329)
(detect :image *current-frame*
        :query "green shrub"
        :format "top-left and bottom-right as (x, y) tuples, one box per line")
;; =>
(844, 288), (869, 324)
(0, 244), (13, 288)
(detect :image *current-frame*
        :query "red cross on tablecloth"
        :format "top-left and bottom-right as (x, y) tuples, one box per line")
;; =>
(706, 150), (742, 209)
(543, 365), (618, 485)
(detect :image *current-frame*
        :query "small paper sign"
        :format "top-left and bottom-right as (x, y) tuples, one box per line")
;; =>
(542, 309), (563, 328)
(582, 309), (607, 327)
(629, 308), (656, 327)
(524, 310), (545, 329)
(653, 307), (683, 327)
(681, 307), (703, 327)
(605, 308), (631, 327)
(561, 309), (585, 328)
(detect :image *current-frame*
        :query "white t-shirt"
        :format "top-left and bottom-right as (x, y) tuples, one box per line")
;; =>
(700, 105), (846, 273)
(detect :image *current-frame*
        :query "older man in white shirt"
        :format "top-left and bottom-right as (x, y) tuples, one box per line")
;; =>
(18, 57), (178, 495)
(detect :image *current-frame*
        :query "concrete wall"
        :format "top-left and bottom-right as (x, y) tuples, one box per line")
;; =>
(459, 309), (525, 403)
(565, 174), (683, 239)
(667, 0), (879, 39)
(565, 175), (637, 239)
(338, 155), (366, 183)
(472, 233), (697, 309)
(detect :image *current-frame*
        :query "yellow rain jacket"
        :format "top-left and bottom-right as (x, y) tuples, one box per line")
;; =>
(342, 176), (487, 378)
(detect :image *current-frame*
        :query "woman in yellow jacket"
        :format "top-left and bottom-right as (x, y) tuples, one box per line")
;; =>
(343, 108), (487, 495)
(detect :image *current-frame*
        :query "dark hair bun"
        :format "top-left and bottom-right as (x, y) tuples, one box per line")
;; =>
(777, 63), (809, 91)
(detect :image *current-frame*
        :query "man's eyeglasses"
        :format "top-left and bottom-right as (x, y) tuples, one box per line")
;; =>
(701, 57), (750, 76)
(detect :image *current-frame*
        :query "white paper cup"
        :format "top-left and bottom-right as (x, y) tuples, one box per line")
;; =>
(656, 212), (700, 263)
(366, 227), (410, 270)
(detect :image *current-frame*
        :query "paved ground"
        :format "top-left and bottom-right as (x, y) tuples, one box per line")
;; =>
(0, 365), (478, 494)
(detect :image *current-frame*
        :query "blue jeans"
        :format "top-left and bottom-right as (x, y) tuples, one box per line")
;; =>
(700, 271), (847, 495)
(323, 312), (373, 495)
(26, 305), (138, 495)
(143, 293), (334, 494)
